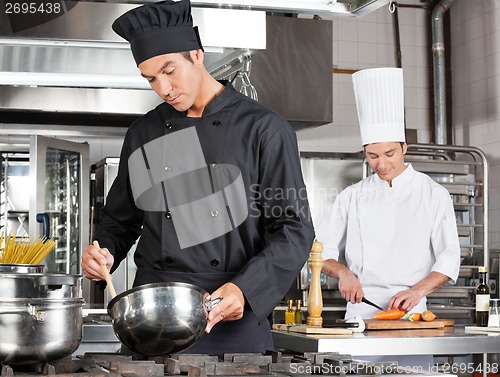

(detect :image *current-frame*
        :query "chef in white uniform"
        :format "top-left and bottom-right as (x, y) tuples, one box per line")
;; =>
(316, 67), (461, 370)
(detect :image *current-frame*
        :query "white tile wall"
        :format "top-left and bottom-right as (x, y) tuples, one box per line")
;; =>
(298, 0), (500, 244)
(450, 0), (500, 244)
(298, 0), (431, 152)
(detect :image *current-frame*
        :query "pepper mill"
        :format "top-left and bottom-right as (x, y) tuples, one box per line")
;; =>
(306, 241), (323, 327)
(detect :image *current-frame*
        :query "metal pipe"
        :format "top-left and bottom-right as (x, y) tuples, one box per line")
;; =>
(431, 0), (455, 145)
(392, 2), (402, 68)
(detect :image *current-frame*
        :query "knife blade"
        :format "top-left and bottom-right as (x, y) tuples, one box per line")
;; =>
(361, 297), (385, 311)
(326, 322), (360, 328)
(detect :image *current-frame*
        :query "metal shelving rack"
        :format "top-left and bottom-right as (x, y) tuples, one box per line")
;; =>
(0, 152), (30, 241)
(405, 144), (488, 260)
(403, 144), (489, 322)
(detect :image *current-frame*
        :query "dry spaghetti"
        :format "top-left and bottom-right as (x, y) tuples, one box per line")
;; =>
(0, 232), (56, 265)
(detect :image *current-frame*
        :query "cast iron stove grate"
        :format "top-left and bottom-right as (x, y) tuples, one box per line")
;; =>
(0, 351), (408, 377)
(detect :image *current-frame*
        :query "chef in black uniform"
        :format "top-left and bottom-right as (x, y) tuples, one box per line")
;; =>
(81, 0), (315, 356)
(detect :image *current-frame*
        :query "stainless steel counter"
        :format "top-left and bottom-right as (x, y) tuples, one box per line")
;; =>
(74, 310), (121, 355)
(272, 326), (500, 356)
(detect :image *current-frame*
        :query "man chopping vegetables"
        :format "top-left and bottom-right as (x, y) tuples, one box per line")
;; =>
(80, 0), (314, 356)
(316, 68), (460, 326)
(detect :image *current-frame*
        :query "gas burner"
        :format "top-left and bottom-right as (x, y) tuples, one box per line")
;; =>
(0, 351), (406, 377)
(161, 353), (273, 376)
(0, 355), (102, 377)
(0, 354), (162, 377)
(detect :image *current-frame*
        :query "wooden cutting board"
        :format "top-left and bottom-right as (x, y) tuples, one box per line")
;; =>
(272, 323), (352, 335)
(365, 318), (454, 330)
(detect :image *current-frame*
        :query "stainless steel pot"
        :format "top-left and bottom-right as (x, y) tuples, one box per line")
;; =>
(0, 271), (82, 299)
(0, 298), (84, 365)
(0, 263), (45, 273)
(0, 271), (85, 365)
(107, 282), (220, 356)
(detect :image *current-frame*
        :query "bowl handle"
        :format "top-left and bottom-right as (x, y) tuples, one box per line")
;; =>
(205, 297), (222, 312)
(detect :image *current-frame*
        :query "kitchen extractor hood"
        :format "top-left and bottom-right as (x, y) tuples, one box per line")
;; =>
(0, 2), (265, 124)
(0, 1), (363, 128)
(0, 2), (266, 88)
(190, 0), (388, 16)
(239, 16), (333, 130)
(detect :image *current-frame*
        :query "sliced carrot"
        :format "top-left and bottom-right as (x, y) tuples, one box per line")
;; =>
(372, 309), (406, 320)
(404, 312), (422, 322)
(421, 310), (436, 322)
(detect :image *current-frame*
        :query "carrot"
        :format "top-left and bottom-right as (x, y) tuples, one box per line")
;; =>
(421, 310), (436, 322)
(404, 312), (422, 322)
(372, 309), (406, 320)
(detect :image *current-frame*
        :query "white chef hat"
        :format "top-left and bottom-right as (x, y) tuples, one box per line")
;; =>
(352, 67), (405, 146)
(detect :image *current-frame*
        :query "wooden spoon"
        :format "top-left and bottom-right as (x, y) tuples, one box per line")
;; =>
(93, 240), (117, 298)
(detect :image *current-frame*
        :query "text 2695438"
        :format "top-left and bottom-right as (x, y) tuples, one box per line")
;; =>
(5, 2), (61, 14)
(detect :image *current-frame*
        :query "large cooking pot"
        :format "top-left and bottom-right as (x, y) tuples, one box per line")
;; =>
(107, 282), (220, 356)
(0, 263), (45, 274)
(0, 269), (84, 365)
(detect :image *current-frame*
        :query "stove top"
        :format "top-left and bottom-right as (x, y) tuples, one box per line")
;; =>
(0, 351), (433, 377)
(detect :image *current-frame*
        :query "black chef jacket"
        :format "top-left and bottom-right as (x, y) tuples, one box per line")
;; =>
(97, 81), (314, 347)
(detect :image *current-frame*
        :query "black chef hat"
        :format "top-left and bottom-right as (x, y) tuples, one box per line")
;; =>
(112, 0), (204, 66)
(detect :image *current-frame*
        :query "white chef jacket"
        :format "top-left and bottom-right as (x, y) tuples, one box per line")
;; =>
(316, 163), (461, 319)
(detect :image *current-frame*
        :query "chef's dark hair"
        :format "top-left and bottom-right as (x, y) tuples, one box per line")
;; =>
(180, 51), (194, 63)
(363, 142), (405, 149)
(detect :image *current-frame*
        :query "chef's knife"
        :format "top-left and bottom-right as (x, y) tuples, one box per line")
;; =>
(326, 322), (360, 328)
(361, 297), (385, 311)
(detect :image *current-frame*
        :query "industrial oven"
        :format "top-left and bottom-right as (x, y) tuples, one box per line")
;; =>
(0, 135), (89, 275)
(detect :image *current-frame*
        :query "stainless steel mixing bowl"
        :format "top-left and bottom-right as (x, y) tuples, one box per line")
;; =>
(107, 281), (220, 356)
